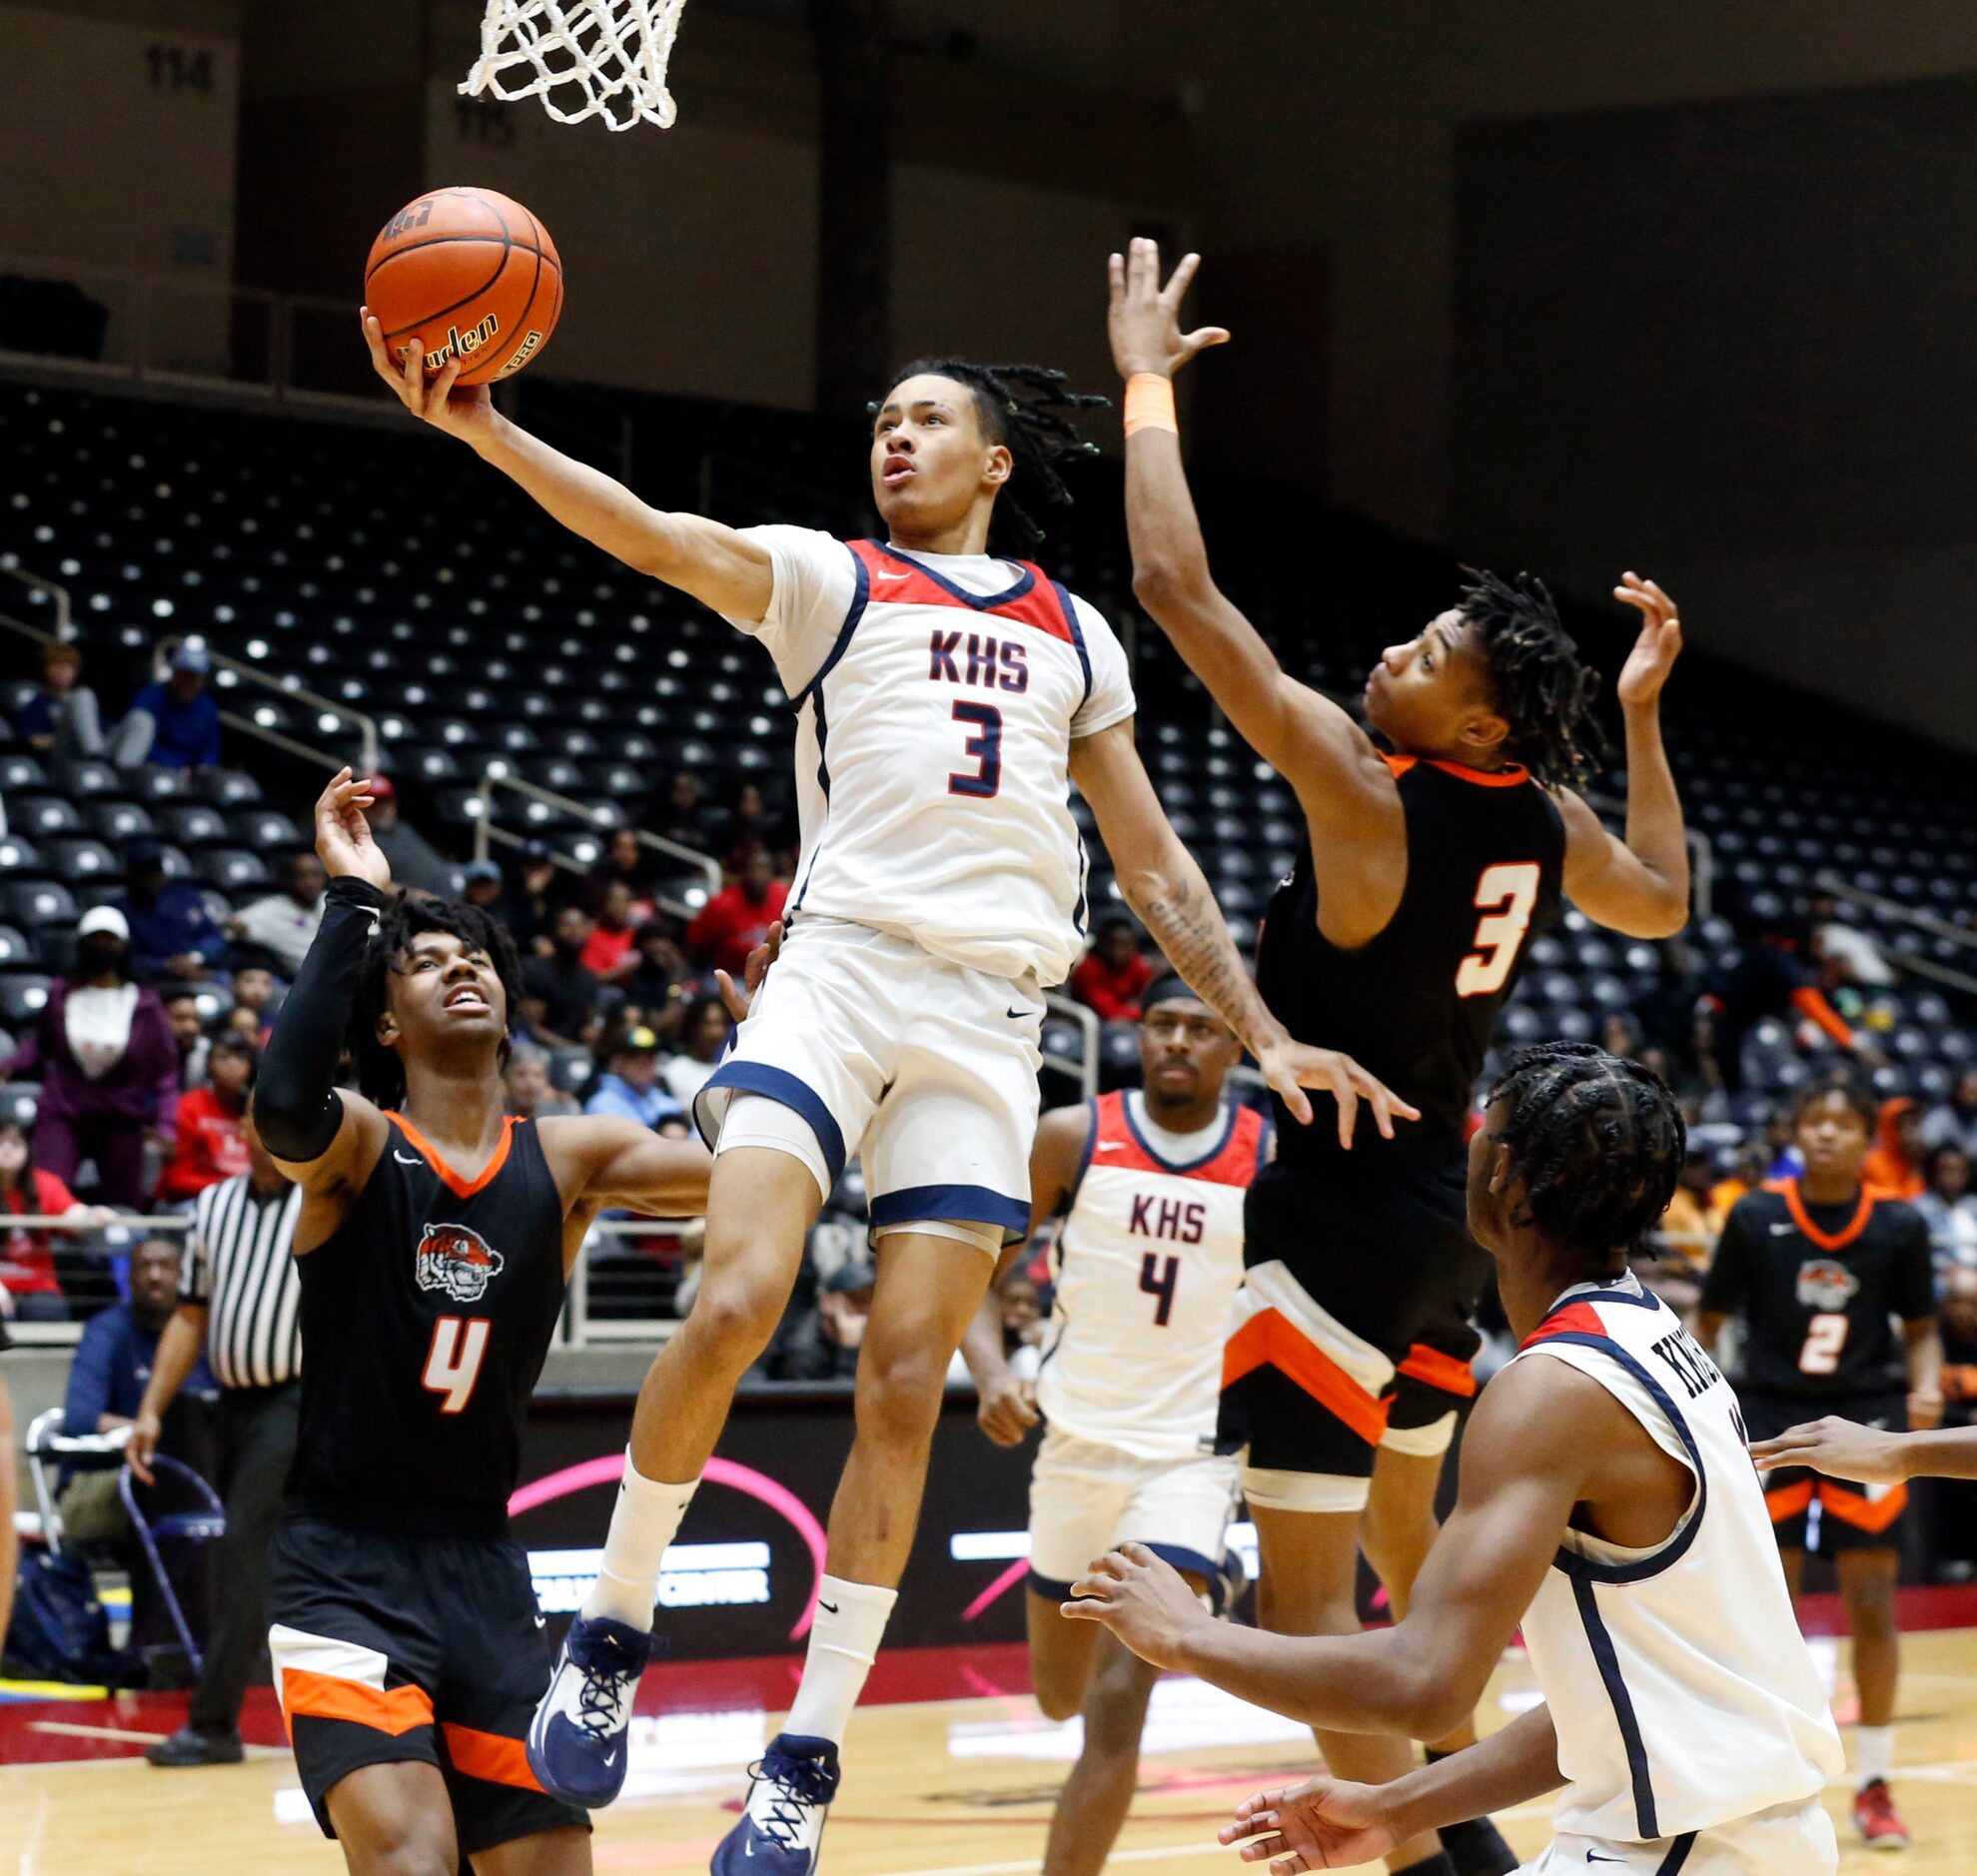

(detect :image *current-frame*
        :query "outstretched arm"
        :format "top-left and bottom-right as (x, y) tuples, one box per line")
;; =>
(1107, 242), (1394, 829)
(547, 1117), (711, 1223)
(1754, 1419), (1977, 1483)
(1557, 574), (1688, 938)
(1063, 1359), (1595, 1741)
(363, 314), (772, 620)
(1220, 1705), (1562, 1872)
(1070, 720), (1416, 1147)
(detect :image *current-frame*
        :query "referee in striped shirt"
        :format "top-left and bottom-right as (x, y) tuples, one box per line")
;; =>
(129, 1100), (303, 1766)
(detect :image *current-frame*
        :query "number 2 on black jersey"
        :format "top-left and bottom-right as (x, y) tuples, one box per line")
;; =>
(1456, 861), (1541, 998)
(423, 1316), (491, 1413)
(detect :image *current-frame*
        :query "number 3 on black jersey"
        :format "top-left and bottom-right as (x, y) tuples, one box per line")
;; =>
(423, 1316), (491, 1413)
(1456, 861), (1541, 998)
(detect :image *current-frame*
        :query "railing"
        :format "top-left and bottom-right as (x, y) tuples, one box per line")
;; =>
(0, 563), (73, 640)
(1042, 991), (1100, 1100)
(167, 634), (380, 778)
(471, 767), (721, 919)
(1816, 874), (1977, 998)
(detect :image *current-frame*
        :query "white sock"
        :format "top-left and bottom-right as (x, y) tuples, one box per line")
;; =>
(782, 1574), (898, 1746)
(579, 1450), (698, 1629)
(1854, 1722), (1895, 1787)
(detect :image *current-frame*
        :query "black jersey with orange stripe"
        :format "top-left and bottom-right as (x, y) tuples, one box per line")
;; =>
(1700, 1180), (1936, 1401)
(1256, 755), (1565, 1162)
(288, 1113), (568, 1531)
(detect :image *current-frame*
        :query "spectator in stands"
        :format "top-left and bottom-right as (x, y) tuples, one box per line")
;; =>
(1709, 1139), (1770, 1221)
(583, 1027), (686, 1130)
(56, 1236), (206, 1541)
(117, 838), (227, 984)
(581, 879), (644, 986)
(158, 1035), (255, 1205)
(229, 964), (277, 1036)
(1918, 1146), (1977, 1279)
(596, 827), (655, 902)
(1657, 1146), (1726, 1266)
(722, 780), (787, 871)
(113, 643), (220, 772)
(660, 993), (732, 1106)
(225, 851), (326, 978)
(17, 639), (104, 766)
(460, 857), (504, 918)
(503, 1042), (577, 1121)
(620, 919), (689, 1034)
(1865, 1096), (1928, 1200)
(502, 840), (563, 957)
(1809, 887), (1895, 989)
(769, 1257), (875, 1383)
(685, 843), (787, 979)
(1599, 1013), (1643, 1059)
(3, 906), (178, 1208)
(521, 904), (603, 1050)
(1706, 900), (1877, 1091)
(657, 769), (711, 850)
(997, 1268), (1046, 1382)
(0, 1119), (115, 1323)
(164, 990), (210, 1090)
(1070, 916), (1156, 1023)
(1922, 1068), (1977, 1160)
(362, 776), (455, 897)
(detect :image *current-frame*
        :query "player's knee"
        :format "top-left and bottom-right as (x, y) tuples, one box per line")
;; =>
(347, 1831), (456, 1876)
(1258, 1580), (1359, 1639)
(1082, 1652), (1157, 1752)
(854, 1343), (951, 1442)
(682, 1274), (785, 1369)
(1032, 1664), (1086, 1723)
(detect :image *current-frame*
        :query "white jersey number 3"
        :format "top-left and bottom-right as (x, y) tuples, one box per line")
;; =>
(1456, 862), (1541, 998)
(423, 1316), (491, 1414)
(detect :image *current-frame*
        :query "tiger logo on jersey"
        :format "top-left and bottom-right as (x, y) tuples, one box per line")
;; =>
(1795, 1258), (1860, 1313)
(416, 1223), (505, 1304)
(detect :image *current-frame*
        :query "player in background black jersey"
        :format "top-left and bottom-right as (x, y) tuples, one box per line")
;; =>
(1699, 1074), (1942, 1853)
(1108, 241), (1690, 1876)
(252, 770), (721, 1876)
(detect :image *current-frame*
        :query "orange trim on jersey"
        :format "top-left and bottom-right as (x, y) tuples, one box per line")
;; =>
(1398, 1343), (1480, 1399)
(1222, 1309), (1392, 1446)
(1789, 984), (1857, 1050)
(1817, 1478), (1908, 1534)
(1764, 1177), (1877, 1253)
(442, 1722), (545, 1790)
(1380, 753), (1530, 787)
(281, 1669), (433, 1737)
(387, 1112), (517, 1200)
(1764, 1478), (1815, 1523)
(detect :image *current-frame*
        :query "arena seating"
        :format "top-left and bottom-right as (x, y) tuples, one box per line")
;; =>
(3, 376), (1974, 1126)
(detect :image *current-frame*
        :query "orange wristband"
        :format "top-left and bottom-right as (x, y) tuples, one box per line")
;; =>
(1123, 373), (1178, 438)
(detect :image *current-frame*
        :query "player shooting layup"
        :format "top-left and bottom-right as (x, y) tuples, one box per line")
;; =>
(1107, 241), (1691, 1876)
(1071, 1046), (1846, 1876)
(364, 317), (1409, 1874)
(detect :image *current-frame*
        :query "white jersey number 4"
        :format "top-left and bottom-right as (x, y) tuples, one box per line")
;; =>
(423, 1316), (491, 1413)
(1456, 861), (1541, 998)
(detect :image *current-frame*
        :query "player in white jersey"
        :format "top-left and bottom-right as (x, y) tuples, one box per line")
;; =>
(1063, 1044), (1845, 1876)
(364, 327), (1411, 1871)
(962, 974), (1266, 1876)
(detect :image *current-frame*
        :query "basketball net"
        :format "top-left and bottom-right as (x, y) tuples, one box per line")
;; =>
(462, 0), (689, 132)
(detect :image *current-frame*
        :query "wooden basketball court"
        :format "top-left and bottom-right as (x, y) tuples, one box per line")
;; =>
(5, 1625), (1977, 1873)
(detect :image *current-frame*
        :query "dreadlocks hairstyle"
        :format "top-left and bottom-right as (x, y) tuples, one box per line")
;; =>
(349, 894), (524, 1111)
(1792, 1067), (1879, 1134)
(1458, 566), (1605, 793)
(877, 359), (1109, 549)
(1485, 1042), (1686, 1278)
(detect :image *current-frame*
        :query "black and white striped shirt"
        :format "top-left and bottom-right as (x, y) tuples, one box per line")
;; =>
(181, 1174), (303, 1390)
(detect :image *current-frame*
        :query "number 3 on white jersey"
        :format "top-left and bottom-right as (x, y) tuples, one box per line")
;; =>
(423, 1316), (491, 1413)
(1456, 862), (1541, 998)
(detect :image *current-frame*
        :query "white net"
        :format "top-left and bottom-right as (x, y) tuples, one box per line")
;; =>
(462, 0), (689, 133)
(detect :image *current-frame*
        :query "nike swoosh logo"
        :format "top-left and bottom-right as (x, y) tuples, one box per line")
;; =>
(1769, 1222), (1797, 1235)
(875, 570), (911, 581)
(1095, 1142), (1127, 1153)
(533, 1614), (545, 1628)
(1586, 1856), (1626, 1867)
(603, 1748), (617, 1768)
(818, 1600), (839, 1614)
(1007, 1006), (1038, 1020)
(394, 1151), (423, 1166)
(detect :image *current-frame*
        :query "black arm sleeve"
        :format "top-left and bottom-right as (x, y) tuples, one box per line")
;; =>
(255, 876), (387, 1163)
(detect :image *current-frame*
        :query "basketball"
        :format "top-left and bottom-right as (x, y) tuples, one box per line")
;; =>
(363, 185), (563, 387)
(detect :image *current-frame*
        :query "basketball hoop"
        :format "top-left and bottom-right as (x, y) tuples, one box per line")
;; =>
(463, 0), (689, 133)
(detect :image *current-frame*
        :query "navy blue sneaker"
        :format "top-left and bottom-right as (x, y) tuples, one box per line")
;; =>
(525, 1613), (652, 1807)
(711, 1733), (841, 1874)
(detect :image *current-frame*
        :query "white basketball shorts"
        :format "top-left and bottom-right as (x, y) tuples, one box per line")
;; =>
(693, 914), (1043, 1245)
(1517, 1796), (1837, 1876)
(1025, 1426), (1239, 1598)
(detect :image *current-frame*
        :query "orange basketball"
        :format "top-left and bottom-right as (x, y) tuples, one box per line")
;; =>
(364, 186), (563, 388)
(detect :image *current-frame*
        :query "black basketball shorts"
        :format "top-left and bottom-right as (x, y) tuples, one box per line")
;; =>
(1220, 1152), (1487, 1510)
(267, 1513), (589, 1853)
(1740, 1389), (1912, 1554)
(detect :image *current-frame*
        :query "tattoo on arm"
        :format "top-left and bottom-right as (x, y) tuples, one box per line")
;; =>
(1123, 865), (1266, 1046)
